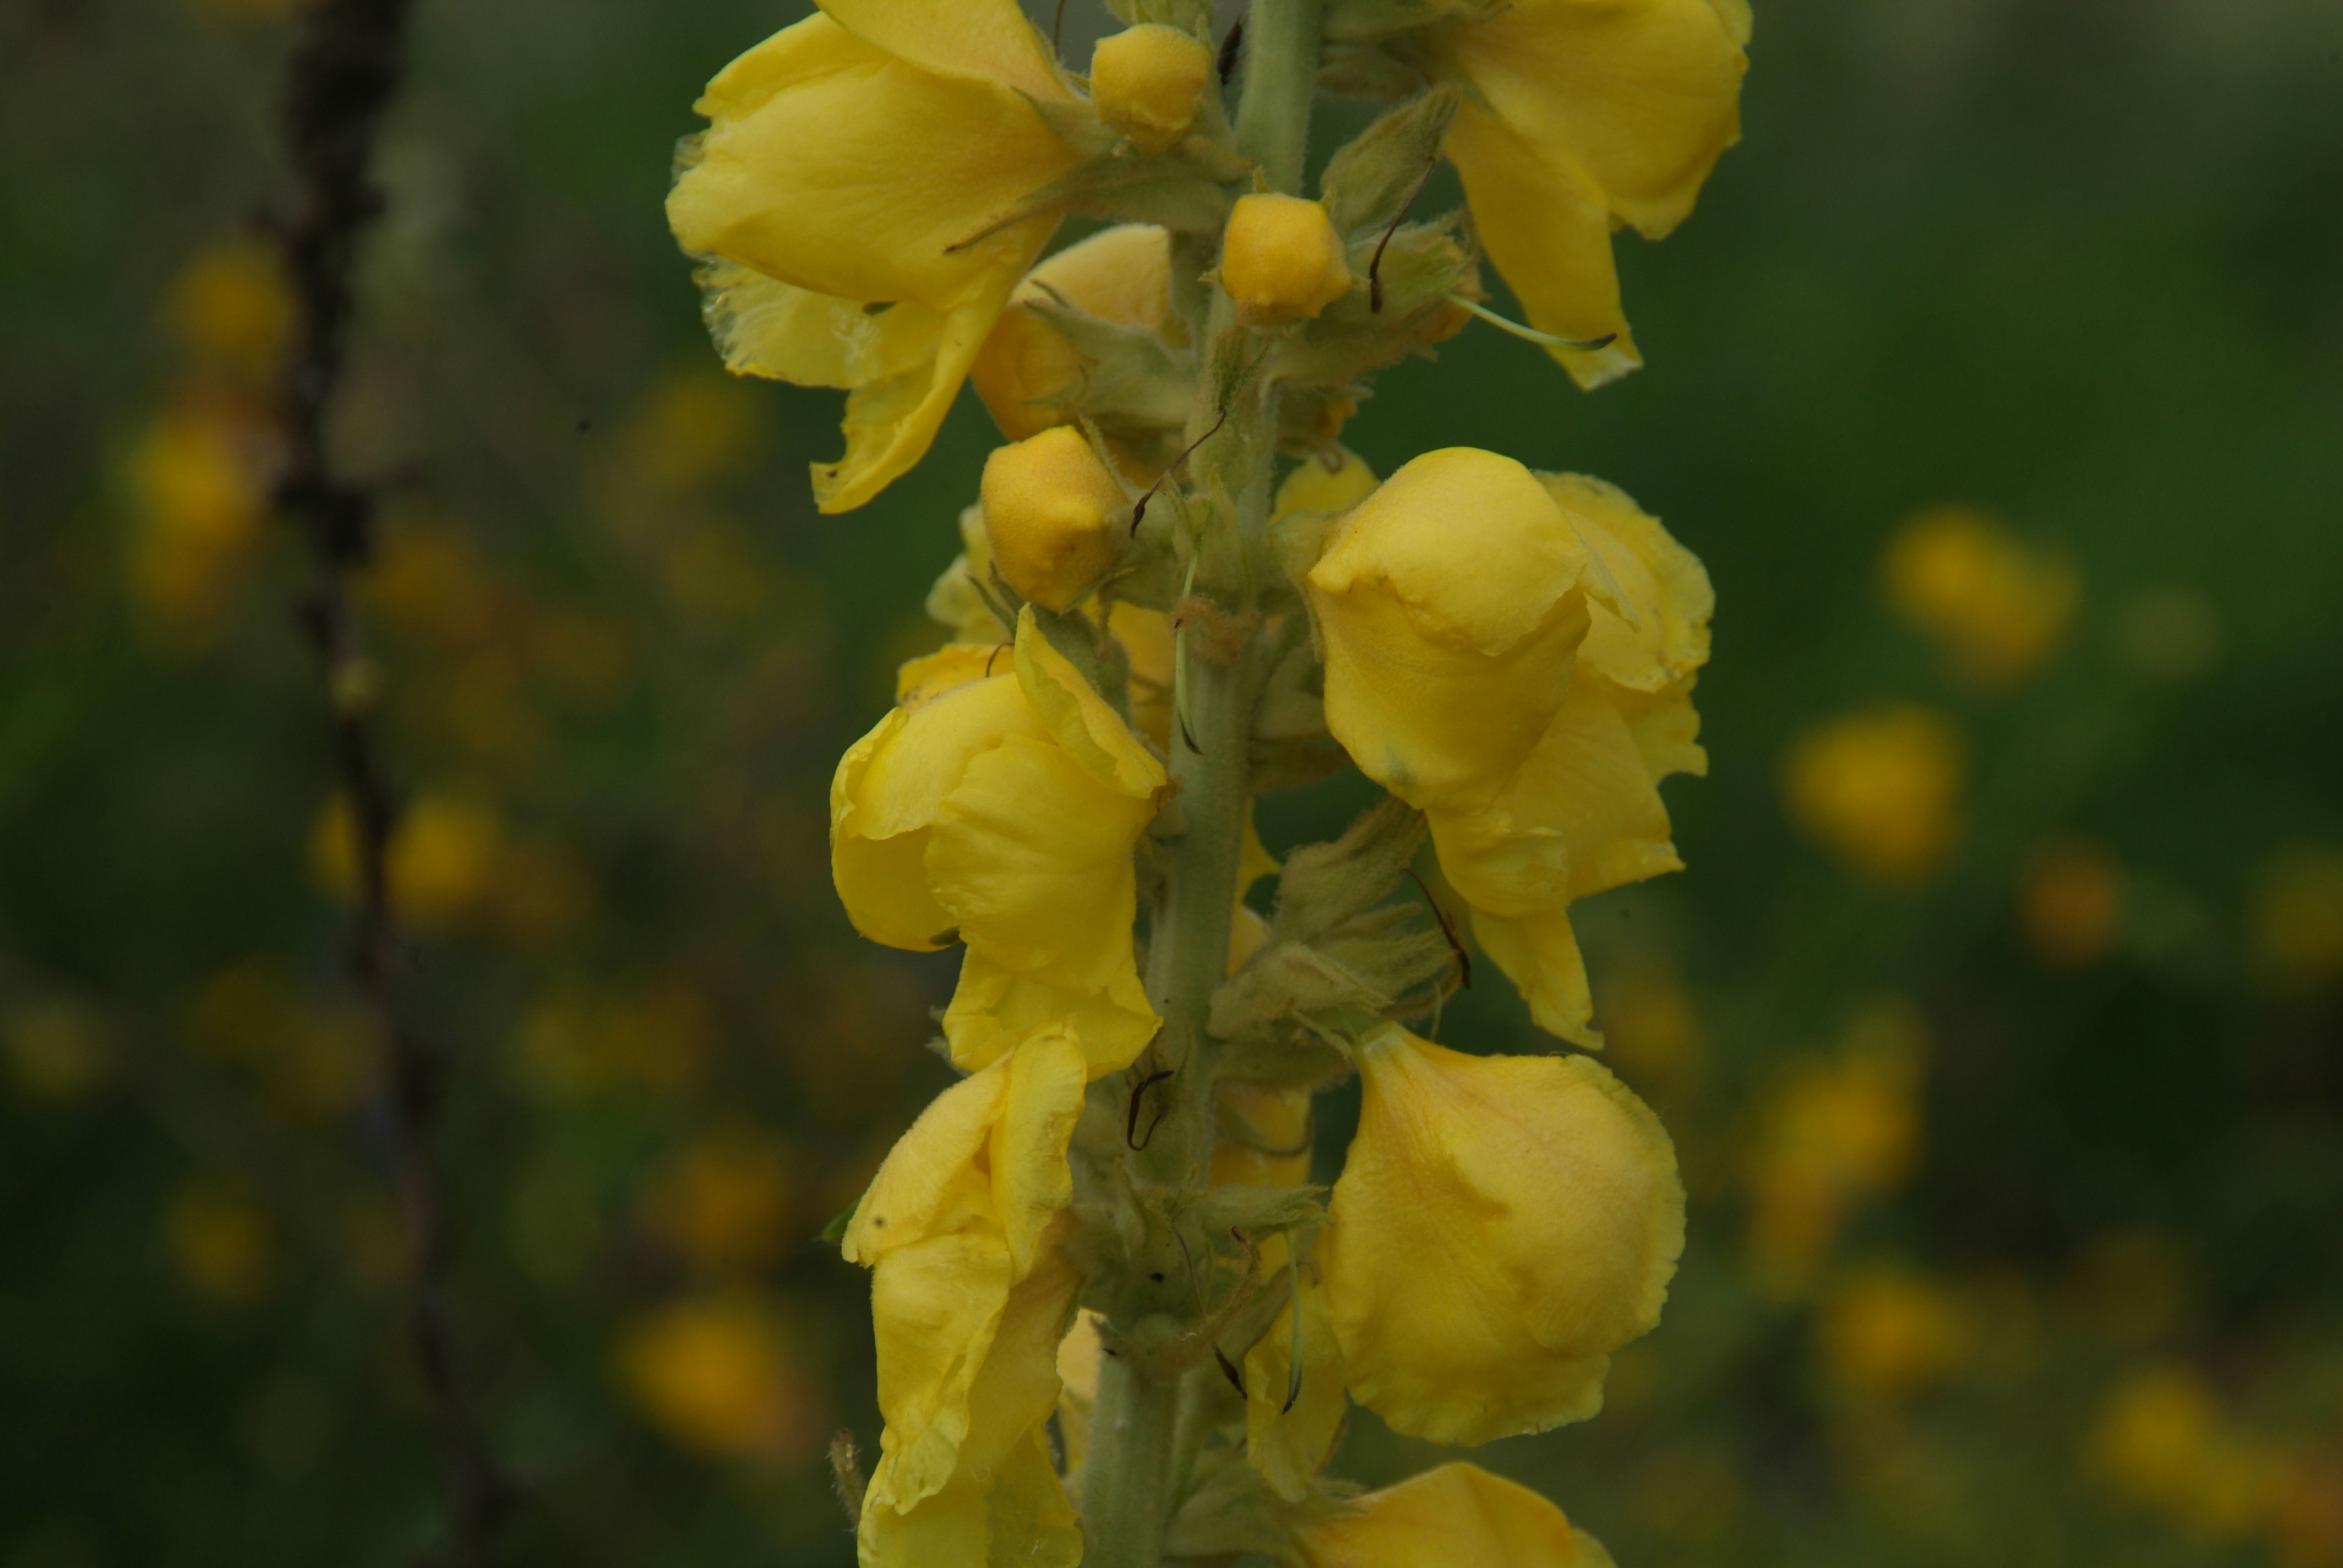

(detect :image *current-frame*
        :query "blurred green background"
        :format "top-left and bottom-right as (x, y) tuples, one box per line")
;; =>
(4, 0), (2341, 1564)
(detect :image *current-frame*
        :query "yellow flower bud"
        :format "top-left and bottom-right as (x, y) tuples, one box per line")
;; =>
(1323, 1026), (1683, 1446)
(972, 224), (1178, 444)
(1090, 24), (1213, 155)
(1295, 1462), (1614, 1568)
(979, 428), (1128, 612)
(1222, 193), (1352, 325)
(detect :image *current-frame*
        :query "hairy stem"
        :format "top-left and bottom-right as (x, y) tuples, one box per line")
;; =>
(1078, 0), (1320, 1560)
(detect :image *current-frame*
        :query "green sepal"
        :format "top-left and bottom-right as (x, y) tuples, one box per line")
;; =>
(1164, 1449), (1305, 1563)
(818, 1189), (862, 1246)
(1272, 797), (1425, 944)
(1022, 296), (1195, 432)
(1320, 85), (1461, 241)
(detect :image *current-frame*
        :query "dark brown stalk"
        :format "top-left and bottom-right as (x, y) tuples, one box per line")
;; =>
(272, 2), (514, 1561)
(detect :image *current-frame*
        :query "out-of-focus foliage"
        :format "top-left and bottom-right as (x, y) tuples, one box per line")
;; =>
(1, 1), (2339, 1566)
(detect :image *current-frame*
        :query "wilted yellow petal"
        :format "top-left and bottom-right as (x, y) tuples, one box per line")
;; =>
(1549, 472), (1713, 693)
(866, 1227), (1017, 1506)
(1325, 1028), (1683, 1445)
(1296, 1462), (1610, 1568)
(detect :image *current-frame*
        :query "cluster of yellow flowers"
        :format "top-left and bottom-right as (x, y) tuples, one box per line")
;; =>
(668, 0), (1747, 1559)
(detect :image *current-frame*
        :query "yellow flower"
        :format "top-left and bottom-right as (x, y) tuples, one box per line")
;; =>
(1882, 505), (2077, 688)
(2253, 846), (2343, 991)
(643, 1128), (795, 1277)
(312, 792), (507, 930)
(831, 611), (1165, 1076)
(166, 1180), (276, 1303)
(167, 238), (292, 383)
(842, 1030), (1086, 1523)
(1295, 1461), (1615, 1567)
(1307, 451), (1711, 1041)
(1783, 704), (1965, 883)
(1819, 1267), (1974, 1402)
(1744, 1001), (1924, 1294)
(979, 427), (1129, 611)
(127, 396), (274, 645)
(1435, 0), (1749, 388)
(969, 224), (1181, 445)
(667, 0), (1083, 512)
(2020, 837), (2123, 969)
(1222, 193), (1354, 325)
(618, 1293), (819, 1463)
(1323, 1026), (1683, 1445)
(2088, 1364), (2283, 1541)
(1307, 449), (1595, 808)
(1090, 25), (1214, 154)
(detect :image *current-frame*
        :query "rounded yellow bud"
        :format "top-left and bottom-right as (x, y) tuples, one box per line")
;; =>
(972, 225), (1176, 443)
(1090, 24), (1214, 155)
(1222, 193), (1352, 324)
(979, 427), (1127, 611)
(1323, 1026), (1684, 1446)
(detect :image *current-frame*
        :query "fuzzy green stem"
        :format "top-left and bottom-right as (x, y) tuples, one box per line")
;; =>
(1234, 0), (1325, 194)
(1080, 1355), (1181, 1568)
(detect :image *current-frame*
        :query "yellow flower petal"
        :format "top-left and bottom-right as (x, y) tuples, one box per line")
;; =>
(1548, 472), (1713, 694)
(990, 1028), (1087, 1278)
(859, 1422), (1082, 1568)
(1296, 1462), (1611, 1568)
(930, 733), (1154, 987)
(819, 0), (1070, 104)
(668, 13), (1080, 509)
(841, 1059), (1012, 1267)
(1325, 1028), (1683, 1445)
(1307, 448), (1593, 808)
(1444, 0), (1747, 239)
(943, 950), (1158, 1077)
(831, 674), (1048, 950)
(1211, 1084), (1314, 1189)
(1443, 108), (1638, 389)
(1013, 607), (1167, 798)
(671, 17), (1072, 317)
(1273, 448), (1379, 518)
(1464, 907), (1593, 1046)
(866, 1227), (1017, 1506)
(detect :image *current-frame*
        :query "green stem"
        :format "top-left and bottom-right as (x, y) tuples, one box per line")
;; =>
(1234, 0), (1325, 194)
(1077, 2), (1319, 1559)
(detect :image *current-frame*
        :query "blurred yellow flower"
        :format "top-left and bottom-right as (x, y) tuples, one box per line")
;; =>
(518, 986), (715, 1099)
(1784, 704), (1965, 884)
(2064, 1228), (2192, 1347)
(831, 612), (1165, 1077)
(2088, 1363), (2282, 1541)
(625, 372), (764, 492)
(1296, 1461), (1614, 1568)
(312, 792), (505, 929)
(1598, 965), (1706, 1096)
(644, 1129), (795, 1277)
(2020, 837), (2124, 968)
(1821, 1267), (1974, 1402)
(186, 961), (375, 1124)
(1435, 0), (1748, 388)
(1882, 505), (2078, 688)
(3, 998), (113, 1101)
(1221, 193), (1353, 325)
(167, 238), (292, 382)
(666, 0), (1082, 511)
(2253, 846), (2343, 990)
(1089, 24), (1214, 155)
(1325, 1026), (1683, 1445)
(618, 1293), (820, 1463)
(1745, 1001), (1925, 1296)
(166, 1181), (276, 1303)
(126, 397), (274, 647)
